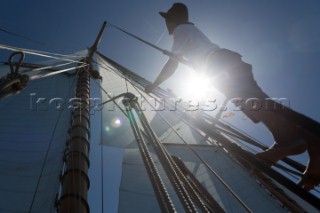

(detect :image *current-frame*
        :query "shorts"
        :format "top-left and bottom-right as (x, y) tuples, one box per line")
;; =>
(207, 48), (270, 123)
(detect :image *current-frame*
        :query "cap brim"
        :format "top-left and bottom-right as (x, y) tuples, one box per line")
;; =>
(159, 12), (167, 19)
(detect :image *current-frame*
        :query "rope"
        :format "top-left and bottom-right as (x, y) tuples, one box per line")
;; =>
(93, 55), (252, 211)
(131, 84), (253, 213)
(93, 53), (320, 210)
(93, 50), (308, 178)
(93, 58), (203, 211)
(96, 58), (253, 211)
(172, 156), (226, 212)
(129, 77), (307, 180)
(132, 102), (199, 212)
(94, 51), (320, 206)
(126, 104), (177, 213)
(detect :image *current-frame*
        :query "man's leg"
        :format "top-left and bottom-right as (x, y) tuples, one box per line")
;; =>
(215, 59), (319, 189)
(295, 128), (320, 190)
(226, 63), (307, 163)
(251, 109), (307, 164)
(248, 103), (320, 190)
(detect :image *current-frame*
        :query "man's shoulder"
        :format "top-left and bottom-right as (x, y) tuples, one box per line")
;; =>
(174, 23), (199, 35)
(176, 23), (197, 30)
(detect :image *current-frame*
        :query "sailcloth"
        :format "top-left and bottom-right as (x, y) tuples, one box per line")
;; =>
(0, 48), (319, 213)
(96, 53), (319, 213)
(98, 54), (200, 149)
(0, 51), (86, 212)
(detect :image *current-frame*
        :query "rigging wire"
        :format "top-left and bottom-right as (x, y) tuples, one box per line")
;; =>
(91, 79), (128, 119)
(94, 56), (253, 212)
(88, 73), (177, 209)
(104, 55), (308, 174)
(218, 119), (267, 148)
(126, 103), (178, 213)
(125, 78), (129, 93)
(217, 132), (320, 193)
(91, 58), (180, 211)
(28, 69), (78, 213)
(0, 22), (84, 60)
(130, 83), (253, 213)
(0, 44), (87, 64)
(91, 54), (320, 211)
(108, 58), (310, 211)
(94, 53), (320, 204)
(4, 20), (316, 208)
(2, 21), (312, 179)
(20, 61), (76, 74)
(100, 145), (104, 213)
(29, 64), (88, 80)
(271, 163), (320, 193)
(101, 23), (300, 175)
(106, 22), (191, 66)
(104, 22), (306, 151)
(0, 26), (45, 46)
(90, 58), (133, 117)
(93, 56), (309, 181)
(94, 58), (215, 211)
(0, 44), (89, 85)
(0, 24), (86, 53)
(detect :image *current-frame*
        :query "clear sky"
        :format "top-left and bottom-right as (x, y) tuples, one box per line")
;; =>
(1, 0), (320, 212)
(1, 0), (320, 120)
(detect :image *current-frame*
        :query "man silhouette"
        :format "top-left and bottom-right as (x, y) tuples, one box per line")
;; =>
(145, 3), (320, 190)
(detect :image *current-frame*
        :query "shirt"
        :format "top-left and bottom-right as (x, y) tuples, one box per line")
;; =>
(171, 24), (220, 71)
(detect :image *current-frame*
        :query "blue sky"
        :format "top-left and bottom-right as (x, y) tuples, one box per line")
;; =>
(1, 0), (320, 212)
(1, 0), (320, 120)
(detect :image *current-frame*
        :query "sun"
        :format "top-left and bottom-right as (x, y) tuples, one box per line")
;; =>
(180, 73), (212, 101)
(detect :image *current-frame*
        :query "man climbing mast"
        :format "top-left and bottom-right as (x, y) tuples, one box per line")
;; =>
(145, 3), (320, 190)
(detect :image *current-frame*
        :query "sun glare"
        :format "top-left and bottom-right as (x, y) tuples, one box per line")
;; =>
(181, 74), (211, 100)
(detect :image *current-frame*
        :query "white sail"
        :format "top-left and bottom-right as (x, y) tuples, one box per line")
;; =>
(0, 49), (319, 213)
(0, 52), (85, 212)
(96, 54), (319, 213)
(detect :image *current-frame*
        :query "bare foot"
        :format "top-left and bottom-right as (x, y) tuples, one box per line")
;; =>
(298, 142), (320, 191)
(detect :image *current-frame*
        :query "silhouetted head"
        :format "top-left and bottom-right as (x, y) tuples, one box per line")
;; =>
(159, 3), (191, 34)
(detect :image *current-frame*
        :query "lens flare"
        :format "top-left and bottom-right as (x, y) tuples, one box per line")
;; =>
(104, 117), (123, 137)
(111, 117), (122, 128)
(105, 126), (111, 132)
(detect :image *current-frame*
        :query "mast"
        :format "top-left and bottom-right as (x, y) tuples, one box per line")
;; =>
(58, 22), (106, 213)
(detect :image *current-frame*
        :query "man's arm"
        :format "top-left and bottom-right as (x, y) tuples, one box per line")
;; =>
(145, 58), (179, 93)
